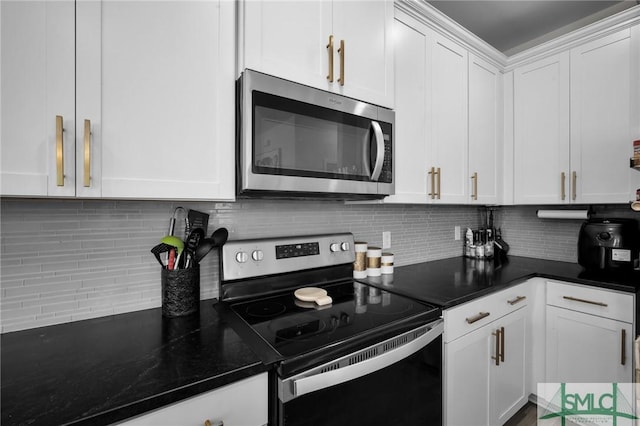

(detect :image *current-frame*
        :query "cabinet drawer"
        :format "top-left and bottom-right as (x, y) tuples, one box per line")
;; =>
(116, 373), (268, 426)
(444, 282), (531, 343)
(546, 280), (633, 323)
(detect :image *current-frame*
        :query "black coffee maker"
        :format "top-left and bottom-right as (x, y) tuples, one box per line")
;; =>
(578, 218), (640, 270)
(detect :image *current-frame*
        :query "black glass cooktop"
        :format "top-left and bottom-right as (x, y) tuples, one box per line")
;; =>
(231, 280), (440, 358)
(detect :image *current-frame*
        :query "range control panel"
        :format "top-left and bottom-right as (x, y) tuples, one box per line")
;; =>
(221, 233), (355, 281)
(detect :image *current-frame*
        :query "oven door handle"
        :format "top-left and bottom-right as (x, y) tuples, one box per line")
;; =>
(283, 319), (443, 402)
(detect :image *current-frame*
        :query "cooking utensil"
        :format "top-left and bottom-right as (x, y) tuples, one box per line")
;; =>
(211, 227), (229, 247)
(185, 228), (205, 268)
(194, 227), (229, 263)
(150, 243), (172, 267)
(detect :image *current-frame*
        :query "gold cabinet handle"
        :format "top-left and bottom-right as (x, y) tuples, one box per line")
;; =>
(562, 295), (608, 307)
(621, 329), (626, 366)
(572, 171), (577, 201)
(471, 172), (478, 200)
(492, 327), (502, 366)
(500, 326), (505, 362)
(83, 119), (91, 187)
(428, 167), (435, 199)
(56, 115), (65, 186)
(204, 420), (223, 426)
(560, 172), (566, 201)
(436, 167), (441, 199)
(466, 311), (490, 324)
(507, 295), (526, 306)
(337, 39), (345, 86)
(326, 35), (334, 82)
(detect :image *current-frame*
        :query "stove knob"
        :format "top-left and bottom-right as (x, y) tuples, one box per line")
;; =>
(330, 243), (340, 252)
(340, 242), (350, 251)
(235, 251), (248, 263)
(251, 250), (264, 261)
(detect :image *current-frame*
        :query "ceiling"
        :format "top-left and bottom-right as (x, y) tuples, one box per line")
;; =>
(427, 0), (639, 56)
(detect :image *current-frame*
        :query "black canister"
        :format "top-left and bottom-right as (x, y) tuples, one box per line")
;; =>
(161, 265), (200, 317)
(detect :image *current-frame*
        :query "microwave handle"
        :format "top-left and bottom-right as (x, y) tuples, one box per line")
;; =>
(370, 121), (385, 181)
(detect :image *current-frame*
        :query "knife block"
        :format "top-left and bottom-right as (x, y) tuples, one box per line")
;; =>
(161, 266), (200, 317)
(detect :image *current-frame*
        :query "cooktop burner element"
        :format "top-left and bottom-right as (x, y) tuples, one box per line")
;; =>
(245, 301), (287, 319)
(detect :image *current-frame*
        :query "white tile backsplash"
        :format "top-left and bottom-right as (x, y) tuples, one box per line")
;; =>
(1, 198), (637, 333)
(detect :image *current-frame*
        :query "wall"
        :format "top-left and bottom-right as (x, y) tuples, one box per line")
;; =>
(2, 199), (637, 333)
(0, 198), (480, 333)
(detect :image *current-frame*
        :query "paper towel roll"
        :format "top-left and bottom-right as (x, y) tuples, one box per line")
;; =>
(536, 209), (590, 219)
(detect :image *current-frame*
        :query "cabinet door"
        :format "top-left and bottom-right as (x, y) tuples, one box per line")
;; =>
(546, 305), (632, 384)
(241, 0), (332, 92)
(513, 53), (570, 204)
(491, 308), (528, 425)
(332, 0), (394, 108)
(1, 0), (76, 197)
(469, 54), (502, 205)
(445, 322), (492, 426)
(98, 0), (235, 200)
(571, 27), (639, 203)
(384, 15), (429, 204)
(430, 33), (468, 203)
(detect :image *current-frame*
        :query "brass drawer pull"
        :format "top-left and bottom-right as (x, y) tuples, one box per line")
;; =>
(337, 39), (345, 86)
(466, 311), (490, 324)
(428, 167), (435, 199)
(56, 115), (64, 186)
(491, 327), (502, 366)
(621, 329), (626, 366)
(507, 296), (526, 306)
(562, 296), (608, 307)
(326, 35), (334, 82)
(83, 119), (91, 187)
(572, 171), (577, 201)
(471, 172), (478, 200)
(435, 167), (441, 199)
(560, 172), (566, 201)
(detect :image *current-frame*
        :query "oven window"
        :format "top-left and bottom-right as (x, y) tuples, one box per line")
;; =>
(252, 91), (380, 181)
(279, 336), (442, 425)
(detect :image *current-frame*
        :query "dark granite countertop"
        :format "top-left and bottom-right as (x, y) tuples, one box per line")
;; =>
(361, 256), (640, 308)
(3, 256), (638, 426)
(1, 300), (268, 426)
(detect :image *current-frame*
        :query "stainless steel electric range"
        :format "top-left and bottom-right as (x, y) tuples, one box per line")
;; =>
(216, 233), (443, 426)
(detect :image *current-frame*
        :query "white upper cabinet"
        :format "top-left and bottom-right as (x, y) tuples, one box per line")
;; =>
(570, 26), (640, 204)
(2, 1), (235, 200)
(429, 33), (469, 204)
(513, 53), (571, 205)
(469, 54), (503, 205)
(239, 0), (394, 108)
(97, 1), (235, 200)
(384, 15), (429, 204)
(1, 1), (77, 197)
(513, 25), (640, 205)
(389, 12), (504, 205)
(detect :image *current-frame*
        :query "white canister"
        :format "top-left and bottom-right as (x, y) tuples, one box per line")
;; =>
(381, 253), (394, 274)
(353, 242), (368, 278)
(366, 247), (382, 277)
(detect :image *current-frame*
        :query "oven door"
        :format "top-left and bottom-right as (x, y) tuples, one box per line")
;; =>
(238, 69), (394, 199)
(276, 319), (443, 426)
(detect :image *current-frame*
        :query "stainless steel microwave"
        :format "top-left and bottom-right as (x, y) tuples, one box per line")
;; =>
(236, 69), (394, 199)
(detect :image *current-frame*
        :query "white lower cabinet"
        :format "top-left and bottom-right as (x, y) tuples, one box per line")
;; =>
(545, 281), (634, 384)
(444, 283), (530, 426)
(115, 373), (268, 426)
